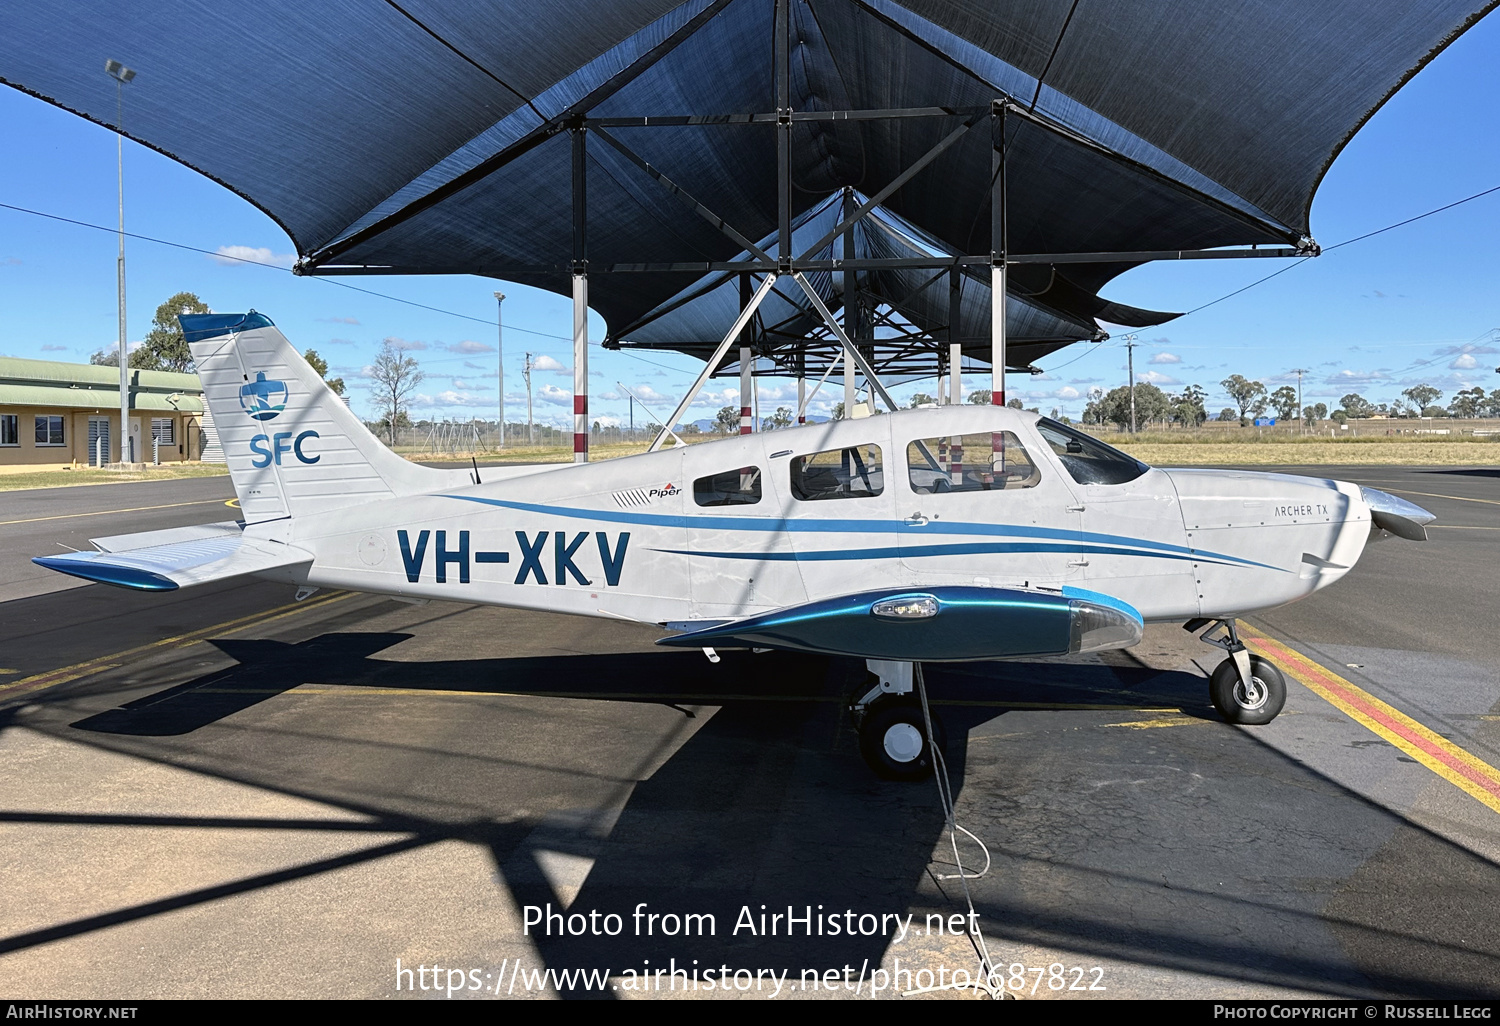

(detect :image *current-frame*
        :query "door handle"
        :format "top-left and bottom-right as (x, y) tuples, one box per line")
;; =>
(1068, 559), (1090, 568)
(905, 512), (929, 526)
(1066, 504), (1086, 513)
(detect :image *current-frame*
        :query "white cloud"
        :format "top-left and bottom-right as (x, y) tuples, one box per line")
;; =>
(1052, 386), (1080, 400)
(40, 344), (67, 352)
(1450, 353), (1478, 370)
(384, 336), (428, 352)
(451, 378), (494, 391)
(211, 245), (295, 268)
(627, 384), (677, 405)
(537, 384), (575, 406)
(1137, 370), (1179, 385)
(1324, 369), (1389, 386)
(326, 337), (357, 346)
(440, 339), (495, 355)
(532, 354), (568, 373)
(1149, 353), (1181, 365)
(318, 316), (360, 325)
(413, 390), (488, 408)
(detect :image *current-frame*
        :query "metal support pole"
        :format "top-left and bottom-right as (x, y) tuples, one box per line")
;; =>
(775, 0), (791, 270)
(113, 73), (130, 464)
(651, 274), (779, 451)
(797, 375), (806, 424)
(792, 272), (901, 415)
(1124, 334), (1138, 433)
(739, 273), (753, 434)
(991, 103), (1007, 407)
(573, 274), (589, 462)
(572, 124), (589, 463)
(948, 263), (962, 405)
(843, 190), (858, 419)
(494, 292), (505, 448)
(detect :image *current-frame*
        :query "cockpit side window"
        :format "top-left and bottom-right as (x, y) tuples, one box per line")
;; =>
(1035, 418), (1148, 485)
(790, 444), (883, 500)
(906, 432), (1040, 493)
(694, 466), (762, 507)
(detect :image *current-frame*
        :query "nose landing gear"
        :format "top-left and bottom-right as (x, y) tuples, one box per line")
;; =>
(1185, 618), (1287, 725)
(852, 659), (946, 780)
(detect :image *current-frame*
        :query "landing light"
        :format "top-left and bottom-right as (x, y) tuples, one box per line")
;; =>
(871, 595), (939, 620)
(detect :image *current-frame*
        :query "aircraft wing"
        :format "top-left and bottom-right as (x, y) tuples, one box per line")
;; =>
(32, 521), (313, 592)
(657, 585), (1144, 662)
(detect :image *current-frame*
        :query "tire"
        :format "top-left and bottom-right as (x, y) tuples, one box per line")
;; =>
(1210, 655), (1286, 725)
(859, 697), (945, 781)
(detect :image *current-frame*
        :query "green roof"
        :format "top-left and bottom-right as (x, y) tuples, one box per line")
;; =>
(0, 356), (203, 413)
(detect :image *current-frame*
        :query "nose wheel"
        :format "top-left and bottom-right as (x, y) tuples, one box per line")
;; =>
(1186, 618), (1288, 725)
(852, 660), (946, 780)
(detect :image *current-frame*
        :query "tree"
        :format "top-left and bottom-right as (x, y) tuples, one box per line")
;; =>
(1006, 397), (1024, 410)
(1221, 374), (1267, 426)
(1087, 383), (1169, 429)
(137, 292), (210, 372)
(370, 339), (424, 444)
(303, 349), (346, 396)
(1171, 385), (1208, 426)
(767, 406), (793, 429)
(967, 389), (992, 405)
(1302, 402), (1327, 426)
(1339, 393), (1374, 419)
(1269, 385), (1300, 421)
(1402, 384), (1442, 413)
(831, 401), (845, 420)
(714, 405), (739, 434)
(1487, 389), (1500, 418)
(1216, 408), (1237, 422)
(1331, 409), (1348, 424)
(1448, 387), (1485, 418)
(907, 392), (936, 408)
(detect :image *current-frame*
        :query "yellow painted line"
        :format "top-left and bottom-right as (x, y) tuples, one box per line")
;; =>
(225, 498), (241, 509)
(1380, 487), (1500, 507)
(1241, 625), (1500, 816)
(1432, 525), (1500, 531)
(1104, 714), (1206, 729)
(0, 592), (353, 699)
(0, 497), (226, 527)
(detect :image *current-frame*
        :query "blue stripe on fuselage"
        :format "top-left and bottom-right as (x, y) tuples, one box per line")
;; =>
(436, 493), (1286, 573)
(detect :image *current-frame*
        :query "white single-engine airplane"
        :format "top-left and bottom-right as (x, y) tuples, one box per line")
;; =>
(36, 313), (1436, 779)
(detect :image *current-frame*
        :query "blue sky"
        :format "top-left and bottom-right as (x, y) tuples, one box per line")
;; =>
(3, 16), (1499, 427)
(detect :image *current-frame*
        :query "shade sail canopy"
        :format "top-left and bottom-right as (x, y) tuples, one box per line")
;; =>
(3, 0), (1491, 365)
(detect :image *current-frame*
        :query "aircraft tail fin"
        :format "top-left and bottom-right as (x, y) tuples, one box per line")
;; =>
(183, 312), (462, 523)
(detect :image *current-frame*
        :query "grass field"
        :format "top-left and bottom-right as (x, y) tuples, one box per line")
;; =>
(0, 463), (230, 492)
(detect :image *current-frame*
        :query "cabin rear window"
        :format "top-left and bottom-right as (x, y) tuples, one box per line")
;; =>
(906, 432), (1040, 493)
(694, 467), (762, 507)
(790, 444), (883, 500)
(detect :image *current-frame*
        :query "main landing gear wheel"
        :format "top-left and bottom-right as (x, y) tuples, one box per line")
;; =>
(858, 697), (946, 781)
(1209, 655), (1286, 725)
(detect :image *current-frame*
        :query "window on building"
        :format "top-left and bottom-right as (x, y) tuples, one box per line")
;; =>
(34, 415), (65, 446)
(907, 432), (1041, 493)
(790, 444), (883, 500)
(694, 466), (761, 507)
(0, 414), (17, 446)
(151, 418), (175, 446)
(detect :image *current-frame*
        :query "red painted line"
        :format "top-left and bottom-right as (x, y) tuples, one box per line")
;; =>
(573, 433), (586, 452)
(1263, 641), (1500, 799)
(573, 395), (587, 414)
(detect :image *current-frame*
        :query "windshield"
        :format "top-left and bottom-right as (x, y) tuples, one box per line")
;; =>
(1035, 418), (1149, 486)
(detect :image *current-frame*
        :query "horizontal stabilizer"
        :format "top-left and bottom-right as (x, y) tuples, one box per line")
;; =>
(658, 585), (1142, 662)
(33, 521), (312, 592)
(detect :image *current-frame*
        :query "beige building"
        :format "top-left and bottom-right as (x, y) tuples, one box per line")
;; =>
(0, 357), (205, 468)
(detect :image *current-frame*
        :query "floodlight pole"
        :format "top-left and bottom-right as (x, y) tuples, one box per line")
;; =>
(1123, 334), (1139, 432)
(523, 352), (534, 445)
(572, 124), (589, 463)
(107, 60), (135, 464)
(494, 291), (505, 448)
(1292, 367), (1308, 434)
(843, 189), (859, 418)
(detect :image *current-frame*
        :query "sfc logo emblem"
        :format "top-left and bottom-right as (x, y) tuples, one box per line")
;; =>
(240, 372), (288, 421)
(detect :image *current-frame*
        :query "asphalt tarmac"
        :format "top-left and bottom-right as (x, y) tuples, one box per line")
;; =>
(0, 465), (1495, 1000)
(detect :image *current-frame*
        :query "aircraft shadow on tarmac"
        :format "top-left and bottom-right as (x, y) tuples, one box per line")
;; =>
(10, 629), (1496, 998)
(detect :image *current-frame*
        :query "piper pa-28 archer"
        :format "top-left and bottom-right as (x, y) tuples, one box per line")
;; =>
(35, 313), (1436, 779)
